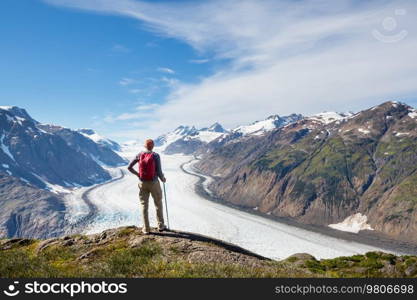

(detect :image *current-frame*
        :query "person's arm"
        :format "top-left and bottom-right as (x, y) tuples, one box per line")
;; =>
(127, 155), (140, 177)
(154, 153), (166, 182)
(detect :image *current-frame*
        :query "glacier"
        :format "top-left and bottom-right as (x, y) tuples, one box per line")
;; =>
(62, 149), (392, 260)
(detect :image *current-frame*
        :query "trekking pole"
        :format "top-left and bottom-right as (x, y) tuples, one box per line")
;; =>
(163, 183), (170, 229)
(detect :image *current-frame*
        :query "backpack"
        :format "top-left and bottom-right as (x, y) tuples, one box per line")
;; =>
(138, 152), (156, 180)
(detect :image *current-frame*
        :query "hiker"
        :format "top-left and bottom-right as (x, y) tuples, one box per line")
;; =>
(127, 139), (167, 234)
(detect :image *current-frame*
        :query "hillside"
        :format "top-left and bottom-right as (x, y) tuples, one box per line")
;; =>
(0, 106), (126, 239)
(195, 101), (417, 243)
(1, 226), (416, 278)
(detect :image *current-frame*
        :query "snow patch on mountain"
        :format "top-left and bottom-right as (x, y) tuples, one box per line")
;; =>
(78, 129), (105, 143)
(309, 112), (352, 125)
(0, 106), (36, 123)
(184, 131), (224, 143)
(408, 109), (417, 119)
(155, 125), (197, 149)
(0, 134), (15, 161)
(31, 173), (71, 195)
(155, 123), (227, 151)
(77, 129), (121, 152)
(358, 128), (371, 134)
(329, 213), (374, 233)
(233, 119), (276, 136)
(1, 106), (123, 193)
(395, 132), (410, 137)
(233, 114), (302, 136)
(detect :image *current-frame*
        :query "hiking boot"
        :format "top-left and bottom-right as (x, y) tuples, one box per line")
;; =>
(142, 228), (150, 235)
(158, 226), (168, 232)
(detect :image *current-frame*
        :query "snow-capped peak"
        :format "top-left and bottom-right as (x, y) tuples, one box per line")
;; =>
(309, 112), (352, 125)
(77, 128), (121, 151)
(233, 119), (276, 136)
(77, 128), (96, 136)
(155, 123), (227, 150)
(173, 125), (198, 136)
(78, 128), (104, 142)
(206, 122), (226, 133)
(0, 106), (36, 123)
(408, 108), (417, 119)
(232, 114), (303, 136)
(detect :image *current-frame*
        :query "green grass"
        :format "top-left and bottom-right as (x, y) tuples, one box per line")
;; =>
(301, 251), (417, 278)
(0, 241), (309, 278)
(1, 231), (416, 278)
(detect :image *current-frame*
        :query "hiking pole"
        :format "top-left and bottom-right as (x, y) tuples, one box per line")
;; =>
(163, 183), (170, 229)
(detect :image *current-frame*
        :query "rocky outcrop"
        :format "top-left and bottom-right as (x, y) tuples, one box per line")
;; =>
(1, 226), (415, 278)
(196, 102), (417, 243)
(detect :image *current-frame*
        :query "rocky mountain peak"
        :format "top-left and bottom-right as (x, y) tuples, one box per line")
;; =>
(368, 101), (412, 116)
(0, 106), (37, 124)
(207, 122), (226, 133)
(77, 128), (96, 135)
(308, 111), (351, 125)
(173, 125), (198, 135)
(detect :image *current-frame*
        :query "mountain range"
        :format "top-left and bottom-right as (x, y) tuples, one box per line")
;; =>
(2, 101), (417, 247)
(149, 101), (417, 244)
(0, 106), (126, 238)
(154, 114), (303, 154)
(191, 101), (417, 244)
(154, 123), (226, 155)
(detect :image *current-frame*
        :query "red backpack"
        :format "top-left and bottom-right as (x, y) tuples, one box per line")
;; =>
(138, 152), (156, 180)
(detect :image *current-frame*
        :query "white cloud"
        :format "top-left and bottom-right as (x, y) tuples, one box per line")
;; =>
(111, 44), (131, 53)
(105, 103), (160, 123)
(44, 0), (417, 140)
(160, 76), (179, 88)
(136, 103), (160, 111)
(189, 58), (209, 64)
(129, 89), (142, 94)
(119, 77), (137, 86)
(157, 67), (175, 74)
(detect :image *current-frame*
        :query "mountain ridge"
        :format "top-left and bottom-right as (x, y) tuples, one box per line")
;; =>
(153, 114), (304, 155)
(0, 106), (126, 239)
(194, 101), (417, 244)
(155, 123), (228, 155)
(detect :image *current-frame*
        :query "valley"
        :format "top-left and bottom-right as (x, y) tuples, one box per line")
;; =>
(1, 101), (417, 260)
(64, 153), (396, 260)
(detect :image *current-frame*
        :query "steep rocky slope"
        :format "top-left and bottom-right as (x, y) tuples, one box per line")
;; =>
(196, 102), (417, 243)
(77, 128), (121, 152)
(202, 114), (303, 154)
(0, 107), (114, 189)
(39, 124), (126, 167)
(0, 106), (126, 239)
(1, 226), (416, 278)
(0, 173), (67, 238)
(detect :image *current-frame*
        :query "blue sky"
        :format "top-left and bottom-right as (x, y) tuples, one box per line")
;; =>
(1, 0), (417, 142)
(0, 0), (217, 140)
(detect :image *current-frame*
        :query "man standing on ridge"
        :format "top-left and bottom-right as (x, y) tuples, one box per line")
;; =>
(128, 139), (167, 234)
